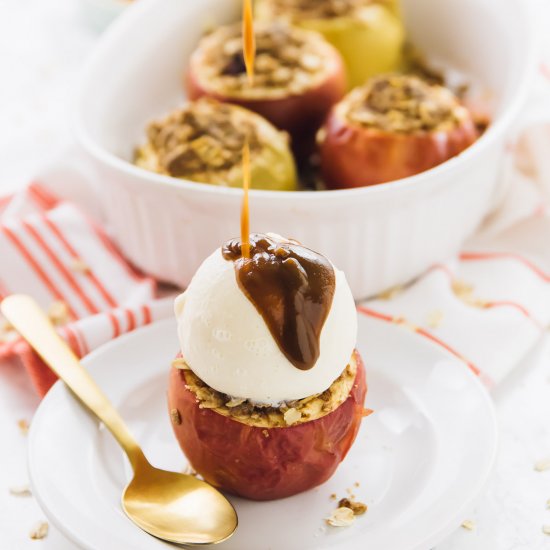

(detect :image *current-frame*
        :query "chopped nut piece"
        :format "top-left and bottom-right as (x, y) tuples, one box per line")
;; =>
(354, 481), (360, 488)
(171, 358), (189, 370)
(48, 301), (69, 326)
(426, 310), (444, 329)
(461, 519), (475, 531)
(543, 525), (550, 536)
(9, 484), (32, 497)
(338, 497), (367, 515)
(170, 409), (182, 425)
(262, 429), (270, 438)
(29, 521), (49, 540)
(283, 407), (302, 426)
(226, 397), (247, 408)
(534, 458), (550, 472)
(325, 506), (355, 527)
(329, 493), (337, 501)
(17, 419), (29, 436)
(71, 258), (90, 274)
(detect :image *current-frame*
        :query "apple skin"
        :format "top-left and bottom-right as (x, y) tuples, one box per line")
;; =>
(185, 49), (346, 160)
(319, 111), (479, 188)
(168, 350), (367, 501)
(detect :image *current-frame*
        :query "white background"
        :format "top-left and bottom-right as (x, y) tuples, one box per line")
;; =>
(2, 1), (550, 549)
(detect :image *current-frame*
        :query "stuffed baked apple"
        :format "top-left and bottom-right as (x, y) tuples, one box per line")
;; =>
(186, 22), (346, 158)
(256, 0), (405, 89)
(135, 98), (297, 191)
(319, 74), (479, 188)
(168, 233), (368, 500)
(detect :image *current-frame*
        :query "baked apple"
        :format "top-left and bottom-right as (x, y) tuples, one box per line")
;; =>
(135, 98), (297, 191)
(168, 351), (367, 501)
(168, 233), (369, 500)
(256, 0), (405, 89)
(186, 22), (346, 159)
(319, 74), (479, 188)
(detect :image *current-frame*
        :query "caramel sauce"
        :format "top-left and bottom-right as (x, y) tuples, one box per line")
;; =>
(240, 141), (251, 258)
(222, 234), (336, 371)
(240, 0), (256, 259)
(242, 0), (256, 86)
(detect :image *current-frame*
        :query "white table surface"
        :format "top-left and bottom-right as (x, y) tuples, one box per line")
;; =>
(2, 1), (550, 549)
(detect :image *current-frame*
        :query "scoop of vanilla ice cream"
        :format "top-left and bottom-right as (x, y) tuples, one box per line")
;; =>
(175, 245), (357, 405)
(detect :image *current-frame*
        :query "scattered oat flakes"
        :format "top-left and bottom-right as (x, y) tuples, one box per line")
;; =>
(461, 519), (475, 531)
(354, 481), (360, 488)
(17, 419), (29, 435)
(326, 506), (355, 527)
(426, 310), (444, 329)
(283, 407), (302, 426)
(71, 257), (90, 274)
(534, 458), (550, 472)
(29, 521), (49, 540)
(170, 408), (182, 425)
(377, 285), (403, 301)
(543, 525), (550, 536)
(171, 358), (189, 370)
(338, 497), (367, 516)
(546, 499), (550, 510)
(9, 484), (32, 497)
(48, 301), (69, 326)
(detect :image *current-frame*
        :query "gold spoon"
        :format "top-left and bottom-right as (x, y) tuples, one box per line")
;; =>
(1, 294), (238, 546)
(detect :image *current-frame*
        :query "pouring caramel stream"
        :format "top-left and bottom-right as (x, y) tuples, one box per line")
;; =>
(240, 0), (255, 259)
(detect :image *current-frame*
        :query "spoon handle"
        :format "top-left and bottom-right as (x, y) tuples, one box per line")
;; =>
(1, 294), (147, 472)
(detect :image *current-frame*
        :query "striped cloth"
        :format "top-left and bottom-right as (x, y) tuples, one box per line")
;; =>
(0, 184), (174, 395)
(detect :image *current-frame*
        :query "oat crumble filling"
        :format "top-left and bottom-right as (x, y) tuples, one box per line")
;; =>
(265, 0), (388, 19)
(173, 353), (358, 428)
(194, 23), (335, 98)
(134, 99), (265, 181)
(342, 75), (469, 134)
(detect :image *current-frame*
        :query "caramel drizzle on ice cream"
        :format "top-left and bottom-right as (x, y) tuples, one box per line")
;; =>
(222, 234), (336, 371)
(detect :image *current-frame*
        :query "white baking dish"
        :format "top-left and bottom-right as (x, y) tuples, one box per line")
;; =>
(75, 0), (536, 300)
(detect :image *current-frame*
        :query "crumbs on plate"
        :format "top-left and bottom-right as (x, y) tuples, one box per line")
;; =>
(325, 490), (368, 528)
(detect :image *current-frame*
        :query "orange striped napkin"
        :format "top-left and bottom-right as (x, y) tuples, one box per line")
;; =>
(0, 183), (174, 396)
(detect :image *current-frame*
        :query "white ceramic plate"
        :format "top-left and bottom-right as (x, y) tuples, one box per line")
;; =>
(29, 316), (497, 550)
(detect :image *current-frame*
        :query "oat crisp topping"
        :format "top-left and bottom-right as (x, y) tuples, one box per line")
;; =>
(264, 0), (388, 19)
(178, 354), (357, 428)
(342, 74), (469, 133)
(194, 22), (333, 98)
(135, 99), (264, 181)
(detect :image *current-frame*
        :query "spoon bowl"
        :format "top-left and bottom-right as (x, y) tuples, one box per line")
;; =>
(123, 462), (237, 545)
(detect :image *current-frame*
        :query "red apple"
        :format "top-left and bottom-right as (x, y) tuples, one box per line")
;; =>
(168, 350), (367, 501)
(185, 22), (346, 160)
(319, 75), (480, 188)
